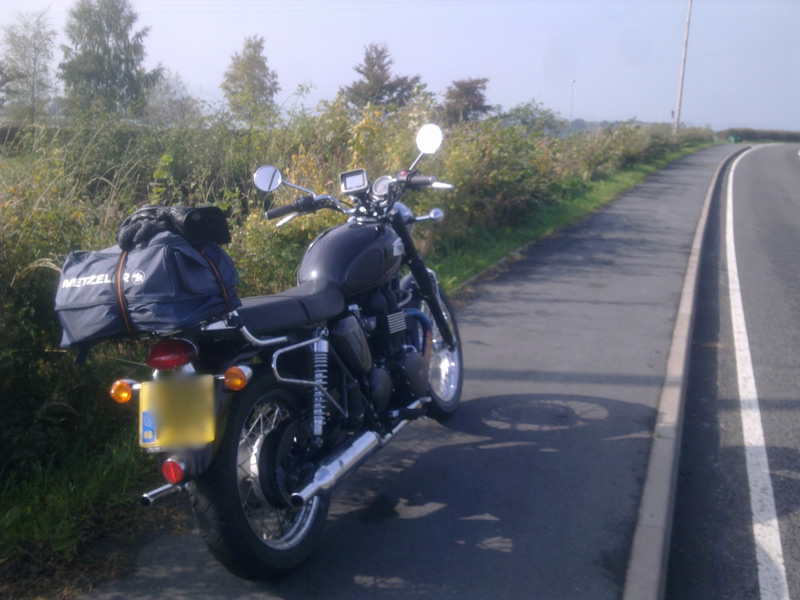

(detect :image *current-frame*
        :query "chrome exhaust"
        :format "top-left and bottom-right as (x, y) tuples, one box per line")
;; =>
(289, 398), (428, 508)
(289, 430), (381, 508)
(141, 483), (184, 507)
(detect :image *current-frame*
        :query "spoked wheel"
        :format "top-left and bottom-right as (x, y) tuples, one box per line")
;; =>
(419, 285), (463, 416)
(190, 378), (329, 579)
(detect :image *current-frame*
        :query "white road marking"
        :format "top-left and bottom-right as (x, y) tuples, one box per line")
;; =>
(726, 146), (790, 600)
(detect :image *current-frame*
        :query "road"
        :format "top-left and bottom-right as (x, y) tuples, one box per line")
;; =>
(82, 145), (737, 600)
(667, 144), (800, 600)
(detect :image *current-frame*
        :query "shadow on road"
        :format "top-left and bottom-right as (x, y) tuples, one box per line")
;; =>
(84, 149), (749, 600)
(84, 390), (654, 600)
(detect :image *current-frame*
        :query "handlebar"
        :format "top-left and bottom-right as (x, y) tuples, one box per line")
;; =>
(263, 174), (453, 223)
(265, 195), (320, 220)
(265, 202), (299, 220)
(406, 174), (438, 190)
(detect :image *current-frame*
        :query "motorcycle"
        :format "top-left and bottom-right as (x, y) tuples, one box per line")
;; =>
(108, 123), (463, 579)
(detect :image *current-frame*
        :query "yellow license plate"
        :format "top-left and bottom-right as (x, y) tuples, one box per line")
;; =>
(139, 375), (215, 449)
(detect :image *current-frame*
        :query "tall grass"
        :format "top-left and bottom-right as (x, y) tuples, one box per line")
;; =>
(0, 98), (714, 590)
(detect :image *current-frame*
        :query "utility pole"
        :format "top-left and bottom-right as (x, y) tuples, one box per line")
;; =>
(673, 0), (692, 135)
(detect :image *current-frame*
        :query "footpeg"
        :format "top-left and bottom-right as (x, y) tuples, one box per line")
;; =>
(391, 396), (431, 420)
(395, 406), (427, 420)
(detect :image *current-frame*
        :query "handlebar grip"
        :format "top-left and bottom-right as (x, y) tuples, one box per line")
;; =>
(406, 175), (437, 190)
(265, 203), (298, 220)
(266, 195), (319, 220)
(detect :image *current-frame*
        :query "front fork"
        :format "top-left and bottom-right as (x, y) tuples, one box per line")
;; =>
(390, 212), (456, 350)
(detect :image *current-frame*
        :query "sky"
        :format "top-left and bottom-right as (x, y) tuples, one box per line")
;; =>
(1, 0), (799, 131)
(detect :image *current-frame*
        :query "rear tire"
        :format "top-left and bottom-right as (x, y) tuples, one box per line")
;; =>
(189, 376), (329, 580)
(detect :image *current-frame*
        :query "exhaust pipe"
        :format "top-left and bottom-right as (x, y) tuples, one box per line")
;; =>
(289, 430), (381, 508)
(289, 398), (429, 508)
(141, 483), (184, 507)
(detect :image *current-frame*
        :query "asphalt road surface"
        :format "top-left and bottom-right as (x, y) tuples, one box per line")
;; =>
(668, 143), (800, 600)
(82, 145), (737, 600)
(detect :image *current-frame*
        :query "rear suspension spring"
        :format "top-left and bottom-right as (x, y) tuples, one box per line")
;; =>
(311, 339), (329, 437)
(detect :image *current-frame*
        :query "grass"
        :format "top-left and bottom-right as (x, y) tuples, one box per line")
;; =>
(0, 141), (716, 599)
(0, 432), (165, 599)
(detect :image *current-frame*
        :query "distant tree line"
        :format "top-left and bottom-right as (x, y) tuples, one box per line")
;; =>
(717, 128), (800, 143)
(0, 0), (495, 129)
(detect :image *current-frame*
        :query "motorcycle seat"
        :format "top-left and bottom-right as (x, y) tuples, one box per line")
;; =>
(237, 279), (345, 335)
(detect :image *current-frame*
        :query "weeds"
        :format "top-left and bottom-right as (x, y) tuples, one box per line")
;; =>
(0, 98), (715, 592)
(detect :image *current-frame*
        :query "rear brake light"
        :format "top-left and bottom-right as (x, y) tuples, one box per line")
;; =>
(161, 458), (185, 484)
(146, 339), (198, 370)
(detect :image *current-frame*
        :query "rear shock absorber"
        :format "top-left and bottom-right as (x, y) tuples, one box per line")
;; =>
(311, 337), (329, 437)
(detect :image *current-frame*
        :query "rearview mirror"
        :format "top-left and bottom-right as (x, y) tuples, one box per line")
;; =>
(415, 124), (443, 154)
(253, 165), (282, 192)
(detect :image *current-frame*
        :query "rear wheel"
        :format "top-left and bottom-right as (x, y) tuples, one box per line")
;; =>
(419, 286), (463, 416)
(189, 376), (328, 579)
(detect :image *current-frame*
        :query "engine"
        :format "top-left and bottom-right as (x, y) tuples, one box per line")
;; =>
(329, 284), (430, 416)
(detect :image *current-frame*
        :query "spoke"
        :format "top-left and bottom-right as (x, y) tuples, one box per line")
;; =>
(235, 397), (318, 549)
(267, 405), (283, 429)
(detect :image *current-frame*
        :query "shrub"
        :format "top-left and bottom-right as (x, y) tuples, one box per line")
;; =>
(0, 102), (716, 576)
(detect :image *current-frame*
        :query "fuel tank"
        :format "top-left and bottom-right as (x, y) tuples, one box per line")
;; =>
(297, 221), (403, 296)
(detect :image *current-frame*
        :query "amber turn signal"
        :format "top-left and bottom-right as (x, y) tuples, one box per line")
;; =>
(224, 366), (252, 391)
(110, 379), (136, 404)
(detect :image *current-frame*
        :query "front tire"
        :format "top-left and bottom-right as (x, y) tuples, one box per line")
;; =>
(189, 377), (329, 580)
(420, 286), (463, 416)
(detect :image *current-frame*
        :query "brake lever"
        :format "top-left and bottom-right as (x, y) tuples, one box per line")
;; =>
(276, 213), (301, 227)
(415, 209), (445, 223)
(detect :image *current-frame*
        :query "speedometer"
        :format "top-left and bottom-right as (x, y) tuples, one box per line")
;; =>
(371, 175), (392, 199)
(369, 175), (394, 209)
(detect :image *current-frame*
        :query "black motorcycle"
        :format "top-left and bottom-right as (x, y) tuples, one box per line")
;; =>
(107, 123), (463, 578)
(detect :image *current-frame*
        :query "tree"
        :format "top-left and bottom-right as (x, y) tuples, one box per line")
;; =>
(221, 35), (280, 126)
(441, 78), (491, 125)
(342, 43), (423, 110)
(503, 100), (566, 136)
(59, 0), (161, 115)
(145, 69), (201, 126)
(1, 10), (56, 123)
(0, 61), (10, 108)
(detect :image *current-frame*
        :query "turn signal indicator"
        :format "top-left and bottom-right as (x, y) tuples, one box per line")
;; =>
(110, 379), (138, 404)
(224, 366), (252, 391)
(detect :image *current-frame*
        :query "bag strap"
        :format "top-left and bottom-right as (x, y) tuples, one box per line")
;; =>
(115, 250), (135, 334)
(200, 248), (233, 312)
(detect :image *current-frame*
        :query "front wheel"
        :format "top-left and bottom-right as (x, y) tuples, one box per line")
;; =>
(420, 286), (463, 416)
(189, 377), (329, 580)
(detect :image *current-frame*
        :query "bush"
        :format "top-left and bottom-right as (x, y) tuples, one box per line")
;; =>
(717, 127), (800, 143)
(0, 101), (716, 577)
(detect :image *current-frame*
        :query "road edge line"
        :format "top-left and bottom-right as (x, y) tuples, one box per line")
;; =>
(622, 146), (749, 600)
